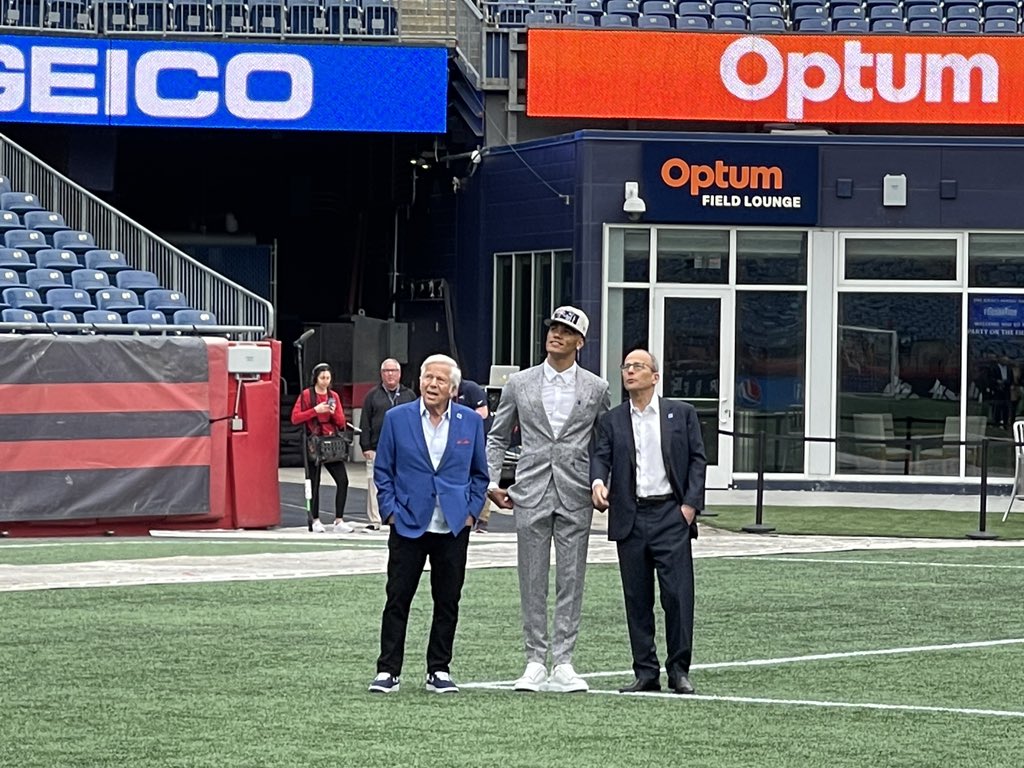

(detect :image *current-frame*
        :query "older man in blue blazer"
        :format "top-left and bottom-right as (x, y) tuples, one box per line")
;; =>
(368, 354), (489, 695)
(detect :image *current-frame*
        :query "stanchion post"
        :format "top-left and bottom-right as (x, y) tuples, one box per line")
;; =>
(742, 429), (775, 534)
(968, 437), (998, 540)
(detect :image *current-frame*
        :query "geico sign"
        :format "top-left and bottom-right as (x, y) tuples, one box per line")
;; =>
(661, 158), (783, 195)
(0, 45), (313, 120)
(720, 39), (998, 120)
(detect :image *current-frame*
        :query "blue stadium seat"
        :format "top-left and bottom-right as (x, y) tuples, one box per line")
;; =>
(2, 287), (50, 313)
(607, 0), (640, 19)
(25, 269), (68, 295)
(5, 230), (48, 254)
(83, 309), (123, 325)
(641, 0), (674, 17)
(174, 1), (209, 31)
(571, 0), (603, 19)
(908, 17), (942, 30)
(526, 10), (561, 24)
(127, 309), (168, 325)
(946, 17), (981, 30)
(35, 249), (84, 273)
(288, 0), (327, 33)
(134, 0), (168, 30)
(713, 1), (746, 18)
(0, 249), (32, 272)
(750, 15), (784, 29)
(833, 17), (868, 30)
(97, 0), (132, 31)
(868, 4), (902, 19)
(906, 5), (940, 20)
(0, 211), (22, 235)
(363, 0), (398, 34)
(174, 310), (218, 326)
(22, 211), (67, 240)
(797, 17), (831, 29)
(496, 0), (530, 25)
(535, 0), (568, 17)
(2, 308), (39, 324)
(71, 269), (112, 294)
(828, 0), (860, 7)
(749, 2), (783, 17)
(0, 193), (44, 216)
(116, 270), (163, 293)
(562, 10), (598, 23)
(325, 0), (363, 32)
(96, 288), (144, 314)
(47, 288), (96, 315)
(213, 0), (249, 31)
(902, 0), (939, 6)
(677, 13), (711, 26)
(5, 0), (42, 27)
(0, 269), (20, 289)
(831, 6), (865, 21)
(0, 177), (9, 196)
(983, 17), (1018, 32)
(864, 0), (898, 8)
(145, 289), (192, 315)
(983, 4), (1018, 22)
(713, 15), (747, 28)
(42, 309), (79, 326)
(250, 1), (285, 32)
(793, 5), (826, 22)
(600, 12), (635, 25)
(45, 0), (92, 29)
(945, 4), (981, 19)
(637, 12), (672, 25)
(677, 0), (711, 18)
(53, 230), (98, 254)
(871, 17), (906, 30)
(83, 249), (129, 273)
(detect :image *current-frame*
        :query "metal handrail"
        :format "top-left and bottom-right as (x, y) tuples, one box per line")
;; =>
(0, 133), (274, 339)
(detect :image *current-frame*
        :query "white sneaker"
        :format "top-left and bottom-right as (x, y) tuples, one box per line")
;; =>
(311, 519), (326, 533)
(333, 519), (355, 534)
(513, 662), (548, 692)
(546, 663), (589, 693)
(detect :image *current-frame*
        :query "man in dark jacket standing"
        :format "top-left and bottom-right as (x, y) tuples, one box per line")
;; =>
(360, 358), (416, 529)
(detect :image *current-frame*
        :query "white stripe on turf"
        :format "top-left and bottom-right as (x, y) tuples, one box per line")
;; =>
(754, 556), (1024, 570)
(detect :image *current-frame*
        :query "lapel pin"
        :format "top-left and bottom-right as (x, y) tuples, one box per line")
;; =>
(456, 412), (463, 419)
(668, 413), (674, 419)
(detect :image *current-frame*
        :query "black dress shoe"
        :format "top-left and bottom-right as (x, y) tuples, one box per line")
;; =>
(618, 677), (661, 693)
(668, 674), (695, 695)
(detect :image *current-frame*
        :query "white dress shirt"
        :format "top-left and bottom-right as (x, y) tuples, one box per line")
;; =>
(542, 361), (577, 438)
(630, 396), (673, 498)
(420, 399), (451, 534)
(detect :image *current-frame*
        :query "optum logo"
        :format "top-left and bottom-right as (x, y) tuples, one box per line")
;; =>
(660, 157), (784, 195)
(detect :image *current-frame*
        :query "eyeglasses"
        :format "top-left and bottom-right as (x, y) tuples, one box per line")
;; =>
(620, 362), (652, 372)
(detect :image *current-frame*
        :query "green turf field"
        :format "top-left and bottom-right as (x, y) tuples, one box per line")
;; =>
(1, 540), (1022, 767)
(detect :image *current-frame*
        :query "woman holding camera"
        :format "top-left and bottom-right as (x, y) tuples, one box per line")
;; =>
(291, 362), (353, 533)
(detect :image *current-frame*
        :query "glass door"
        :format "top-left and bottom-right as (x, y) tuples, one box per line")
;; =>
(652, 289), (735, 489)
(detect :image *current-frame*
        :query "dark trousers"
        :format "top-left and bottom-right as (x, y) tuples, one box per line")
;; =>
(309, 460), (349, 521)
(376, 525), (471, 677)
(616, 499), (695, 682)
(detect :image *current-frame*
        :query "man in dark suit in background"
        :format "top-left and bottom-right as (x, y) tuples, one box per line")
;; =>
(590, 348), (706, 695)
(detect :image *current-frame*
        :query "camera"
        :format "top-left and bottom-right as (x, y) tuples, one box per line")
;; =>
(623, 181), (646, 222)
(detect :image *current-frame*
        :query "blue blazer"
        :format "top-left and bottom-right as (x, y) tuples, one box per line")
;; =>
(374, 399), (489, 538)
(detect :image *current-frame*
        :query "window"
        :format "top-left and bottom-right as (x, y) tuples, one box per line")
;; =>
(737, 230), (807, 285)
(492, 250), (572, 368)
(843, 237), (957, 281)
(657, 229), (729, 284)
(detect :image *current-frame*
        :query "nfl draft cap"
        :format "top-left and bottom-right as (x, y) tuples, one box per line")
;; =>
(544, 306), (589, 337)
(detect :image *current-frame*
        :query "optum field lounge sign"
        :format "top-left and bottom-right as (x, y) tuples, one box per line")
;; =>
(527, 30), (1024, 125)
(0, 35), (447, 132)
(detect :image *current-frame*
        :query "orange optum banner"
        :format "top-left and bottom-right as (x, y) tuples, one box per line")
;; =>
(526, 30), (1024, 124)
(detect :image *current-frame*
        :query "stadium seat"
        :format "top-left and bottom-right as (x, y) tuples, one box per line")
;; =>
(793, 5), (826, 22)
(526, 10), (560, 24)
(174, 309), (218, 326)
(53, 231), (98, 254)
(34, 249), (84, 273)
(145, 289), (192, 315)
(869, 4), (902, 19)
(213, 0), (249, 31)
(25, 269), (68, 295)
(0, 211), (22, 236)
(641, 0), (674, 16)
(906, 5), (940, 20)
(42, 309), (79, 326)
(5, 0), (42, 27)
(712, 1), (746, 18)
(637, 12), (672, 26)
(677, 13), (711, 26)
(871, 17), (906, 30)
(749, 2), (783, 17)
(946, 17), (981, 31)
(570, 0), (603, 20)
(2, 287), (50, 313)
(908, 17), (942, 30)
(0, 248), (32, 272)
(116, 270), (163, 293)
(600, 12), (635, 25)
(750, 15), (784, 29)
(0, 269), (20, 289)
(288, 0), (327, 33)
(561, 10), (597, 23)
(831, 6), (865, 21)
(607, 0), (640, 19)
(45, 0), (92, 29)
(363, 0), (398, 34)
(47, 288), (96, 315)
(711, 15), (745, 28)
(96, 289), (144, 314)
(945, 4), (981, 20)
(71, 269), (112, 294)
(250, 1), (285, 32)
(97, 0), (132, 31)
(983, 17), (1018, 32)
(828, 0), (861, 7)
(798, 16), (831, 29)
(1, 308), (39, 324)
(173, 1), (209, 31)
(22, 211), (68, 241)
(677, 0), (711, 19)
(134, 0), (168, 30)
(127, 309), (168, 325)
(983, 0), (1018, 18)
(833, 17), (867, 30)
(535, 0), (568, 17)
(4, 230), (48, 254)
(83, 249), (129, 273)
(83, 309), (123, 325)
(325, 0), (362, 33)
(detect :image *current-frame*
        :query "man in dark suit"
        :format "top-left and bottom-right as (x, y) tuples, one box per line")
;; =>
(367, 354), (489, 695)
(590, 348), (706, 695)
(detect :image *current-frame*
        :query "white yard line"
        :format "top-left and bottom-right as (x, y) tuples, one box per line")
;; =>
(754, 556), (1024, 570)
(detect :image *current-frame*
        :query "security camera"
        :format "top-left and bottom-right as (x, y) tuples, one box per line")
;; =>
(623, 181), (646, 221)
(470, 149), (482, 165)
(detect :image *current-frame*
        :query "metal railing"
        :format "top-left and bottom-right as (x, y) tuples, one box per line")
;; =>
(0, 133), (274, 338)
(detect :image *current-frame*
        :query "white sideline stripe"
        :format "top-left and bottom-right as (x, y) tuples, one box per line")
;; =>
(469, 637), (1024, 686)
(756, 556), (1024, 570)
(0, 539), (348, 551)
